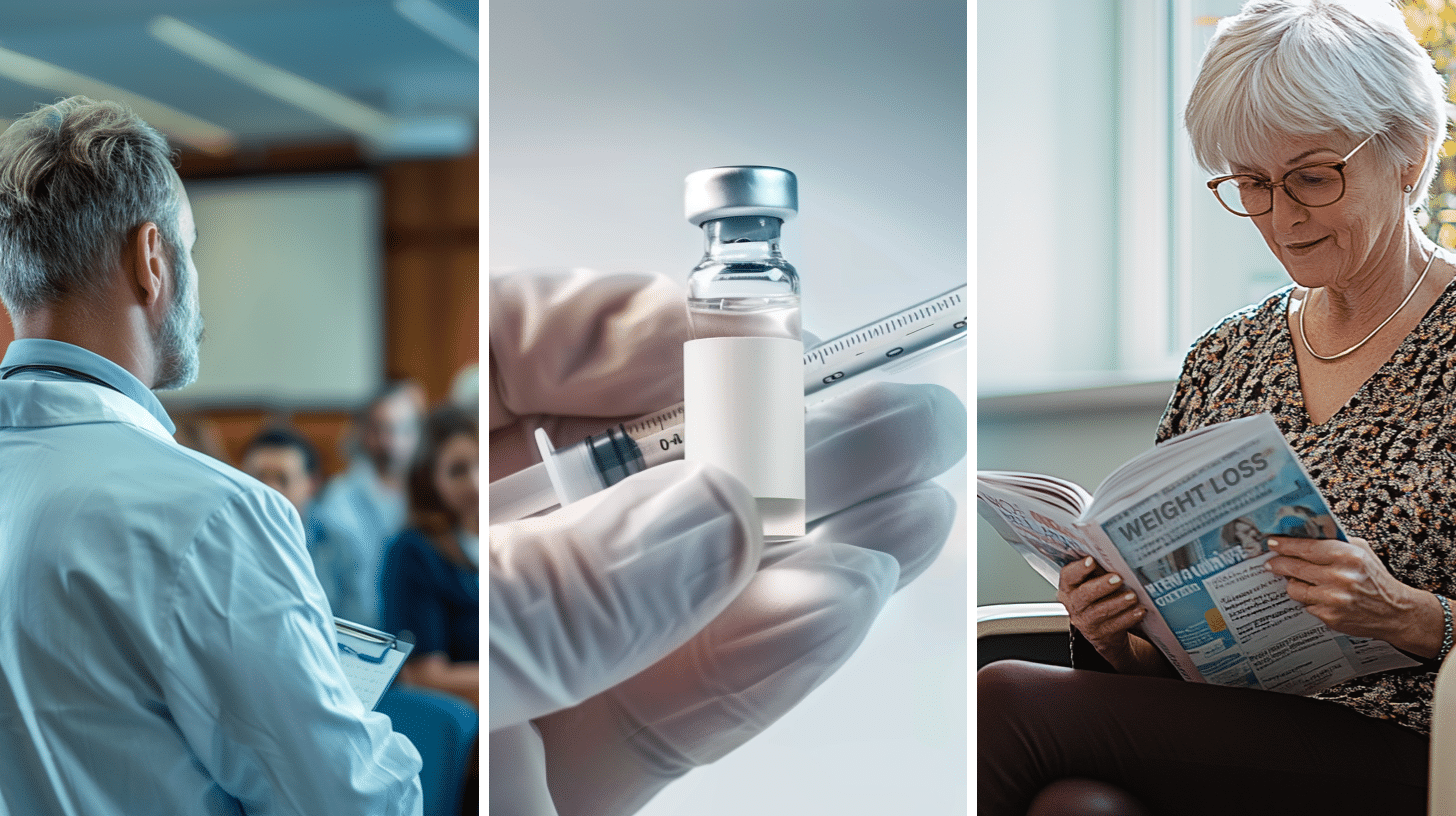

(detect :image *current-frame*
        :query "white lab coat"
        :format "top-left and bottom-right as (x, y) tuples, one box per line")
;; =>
(0, 357), (422, 814)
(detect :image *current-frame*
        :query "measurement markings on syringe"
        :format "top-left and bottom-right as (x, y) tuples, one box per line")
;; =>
(623, 405), (684, 438)
(496, 283), (968, 523)
(805, 287), (966, 386)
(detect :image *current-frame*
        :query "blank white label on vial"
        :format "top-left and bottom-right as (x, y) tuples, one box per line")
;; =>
(684, 336), (805, 537)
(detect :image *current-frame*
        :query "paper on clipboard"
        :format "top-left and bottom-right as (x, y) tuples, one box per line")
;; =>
(334, 617), (413, 709)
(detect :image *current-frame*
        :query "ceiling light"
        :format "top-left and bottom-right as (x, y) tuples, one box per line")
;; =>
(0, 45), (234, 155)
(148, 16), (397, 138)
(394, 0), (478, 62)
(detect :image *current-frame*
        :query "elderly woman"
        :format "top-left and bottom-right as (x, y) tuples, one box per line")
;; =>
(980, 2), (1456, 814)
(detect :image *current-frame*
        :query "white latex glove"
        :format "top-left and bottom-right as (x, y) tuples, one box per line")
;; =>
(489, 269), (965, 816)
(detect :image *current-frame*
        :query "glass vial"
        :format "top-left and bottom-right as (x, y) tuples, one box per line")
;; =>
(683, 166), (804, 538)
(685, 167), (801, 342)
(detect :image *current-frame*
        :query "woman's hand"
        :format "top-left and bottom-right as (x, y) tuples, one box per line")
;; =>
(1266, 536), (1444, 658)
(1058, 556), (1171, 675)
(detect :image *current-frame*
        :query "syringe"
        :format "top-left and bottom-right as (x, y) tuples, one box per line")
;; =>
(489, 283), (967, 524)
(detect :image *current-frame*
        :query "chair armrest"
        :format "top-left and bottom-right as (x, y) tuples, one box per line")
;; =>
(1431, 650), (1456, 815)
(976, 603), (1069, 640)
(977, 603), (1072, 669)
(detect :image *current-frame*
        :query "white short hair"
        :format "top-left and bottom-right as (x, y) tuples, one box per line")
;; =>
(1184, 0), (1448, 208)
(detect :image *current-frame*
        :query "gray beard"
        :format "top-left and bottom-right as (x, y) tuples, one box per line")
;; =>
(152, 267), (204, 392)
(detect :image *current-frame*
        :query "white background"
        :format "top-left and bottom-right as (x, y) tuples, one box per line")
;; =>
(490, 0), (969, 812)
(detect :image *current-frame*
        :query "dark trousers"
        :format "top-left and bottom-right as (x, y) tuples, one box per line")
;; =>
(978, 660), (1429, 816)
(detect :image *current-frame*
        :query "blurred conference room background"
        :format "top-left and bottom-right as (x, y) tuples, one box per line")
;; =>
(0, 0), (479, 473)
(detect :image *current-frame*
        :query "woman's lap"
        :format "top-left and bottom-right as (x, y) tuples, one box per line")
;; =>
(978, 660), (1428, 816)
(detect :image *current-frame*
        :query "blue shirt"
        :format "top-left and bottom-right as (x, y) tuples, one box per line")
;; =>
(312, 459), (407, 629)
(383, 529), (480, 662)
(0, 341), (423, 815)
(1, 337), (175, 433)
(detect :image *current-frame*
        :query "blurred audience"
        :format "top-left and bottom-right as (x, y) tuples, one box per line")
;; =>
(383, 403), (479, 815)
(449, 363), (478, 413)
(383, 404), (480, 706)
(241, 426), (324, 520)
(312, 380), (425, 628)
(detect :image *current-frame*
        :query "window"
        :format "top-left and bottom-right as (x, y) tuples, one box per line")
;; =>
(1404, 0), (1456, 249)
(980, 2), (1456, 396)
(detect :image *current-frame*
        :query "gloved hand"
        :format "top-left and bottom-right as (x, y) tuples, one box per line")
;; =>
(489, 269), (965, 816)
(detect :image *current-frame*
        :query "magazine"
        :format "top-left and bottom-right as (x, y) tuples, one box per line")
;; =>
(977, 412), (1418, 695)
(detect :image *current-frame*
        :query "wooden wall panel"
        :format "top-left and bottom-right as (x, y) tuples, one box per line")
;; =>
(448, 245), (480, 372)
(384, 248), (441, 392)
(382, 152), (479, 406)
(383, 153), (478, 234)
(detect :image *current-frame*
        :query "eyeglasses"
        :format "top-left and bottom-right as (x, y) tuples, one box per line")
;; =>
(1206, 134), (1377, 217)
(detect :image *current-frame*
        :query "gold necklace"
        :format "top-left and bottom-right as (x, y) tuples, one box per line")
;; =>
(1298, 249), (1438, 362)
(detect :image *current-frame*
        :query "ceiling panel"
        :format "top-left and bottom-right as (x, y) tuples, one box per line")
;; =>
(0, 0), (478, 157)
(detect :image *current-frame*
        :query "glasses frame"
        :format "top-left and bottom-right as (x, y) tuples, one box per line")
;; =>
(1205, 133), (1377, 217)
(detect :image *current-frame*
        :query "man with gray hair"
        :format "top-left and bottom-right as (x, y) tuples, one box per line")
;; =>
(0, 97), (423, 814)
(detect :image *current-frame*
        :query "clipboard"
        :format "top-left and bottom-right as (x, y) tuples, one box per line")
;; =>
(334, 617), (413, 710)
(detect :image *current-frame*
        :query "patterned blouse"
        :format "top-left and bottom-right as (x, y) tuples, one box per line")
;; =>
(1156, 282), (1456, 736)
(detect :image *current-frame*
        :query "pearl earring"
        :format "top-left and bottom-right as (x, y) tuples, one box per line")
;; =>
(1405, 184), (1415, 193)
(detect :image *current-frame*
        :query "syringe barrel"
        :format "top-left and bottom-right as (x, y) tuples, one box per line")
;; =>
(531, 411), (681, 516)
(802, 284), (966, 393)
(585, 425), (647, 487)
(511, 283), (966, 521)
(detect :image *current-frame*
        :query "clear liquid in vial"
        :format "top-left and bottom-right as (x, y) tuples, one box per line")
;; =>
(686, 294), (802, 341)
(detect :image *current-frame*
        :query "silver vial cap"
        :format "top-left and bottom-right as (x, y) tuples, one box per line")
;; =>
(684, 166), (798, 226)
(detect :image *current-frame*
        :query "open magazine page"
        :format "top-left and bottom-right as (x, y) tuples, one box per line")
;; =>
(1087, 415), (1418, 694)
(977, 473), (1095, 586)
(1089, 414), (1272, 512)
(976, 472), (1190, 674)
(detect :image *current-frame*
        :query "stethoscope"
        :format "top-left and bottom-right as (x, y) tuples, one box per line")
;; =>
(0, 364), (124, 395)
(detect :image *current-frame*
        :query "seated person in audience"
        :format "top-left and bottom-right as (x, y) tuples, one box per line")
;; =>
(312, 380), (424, 627)
(241, 426), (323, 520)
(383, 405), (479, 707)
(449, 363), (478, 413)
